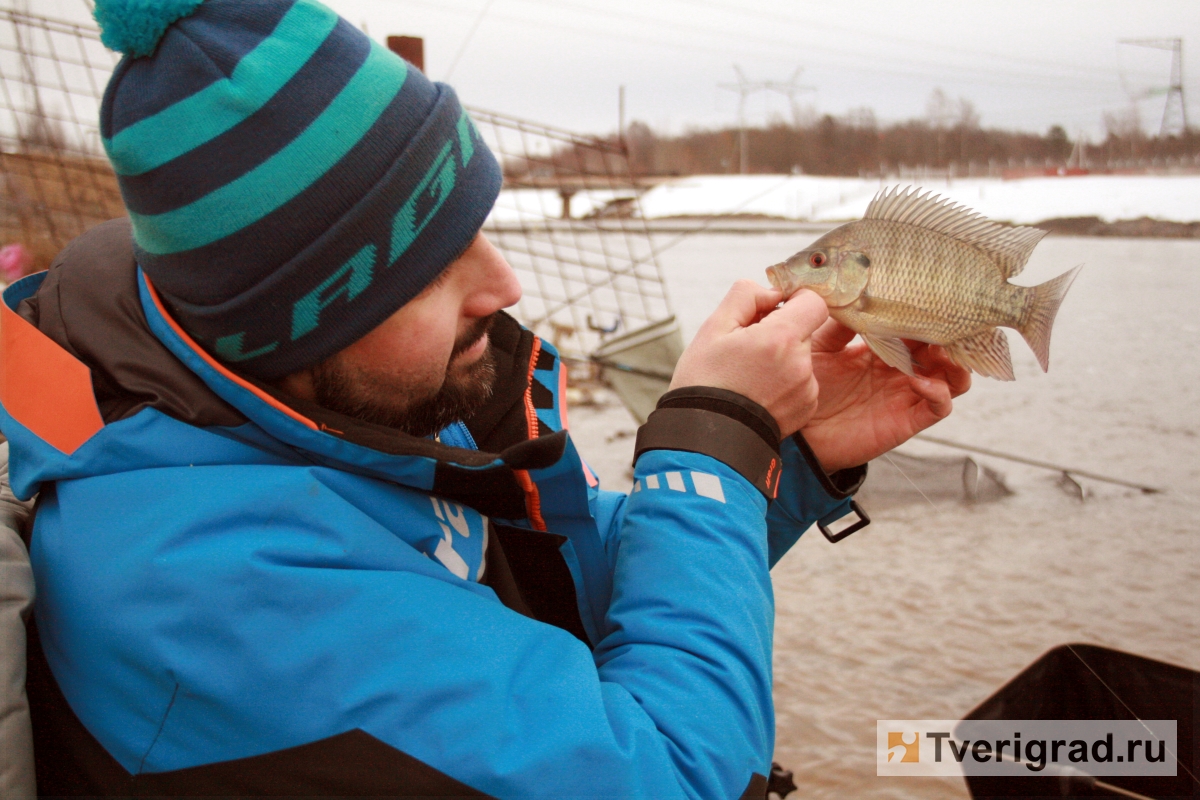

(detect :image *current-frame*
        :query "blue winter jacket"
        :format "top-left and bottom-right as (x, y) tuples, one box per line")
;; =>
(0, 220), (861, 798)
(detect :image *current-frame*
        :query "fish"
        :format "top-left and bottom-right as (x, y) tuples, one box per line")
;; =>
(765, 186), (1081, 381)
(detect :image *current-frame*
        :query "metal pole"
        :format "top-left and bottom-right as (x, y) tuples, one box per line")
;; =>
(738, 93), (747, 174)
(914, 434), (1164, 494)
(618, 85), (626, 147)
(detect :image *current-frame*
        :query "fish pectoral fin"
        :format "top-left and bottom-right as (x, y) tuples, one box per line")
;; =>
(861, 333), (915, 376)
(945, 328), (1015, 381)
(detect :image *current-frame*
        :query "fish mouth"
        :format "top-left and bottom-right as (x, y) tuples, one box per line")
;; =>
(765, 263), (785, 291)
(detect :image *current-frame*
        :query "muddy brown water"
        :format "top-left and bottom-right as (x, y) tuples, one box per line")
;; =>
(566, 233), (1200, 799)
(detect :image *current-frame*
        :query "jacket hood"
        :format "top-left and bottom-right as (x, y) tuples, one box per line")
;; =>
(0, 219), (570, 515)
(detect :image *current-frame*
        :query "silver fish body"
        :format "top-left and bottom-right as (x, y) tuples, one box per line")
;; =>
(766, 187), (1081, 380)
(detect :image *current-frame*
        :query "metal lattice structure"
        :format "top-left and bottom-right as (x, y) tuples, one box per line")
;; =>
(0, 6), (122, 271)
(469, 107), (671, 359)
(0, 6), (674, 362)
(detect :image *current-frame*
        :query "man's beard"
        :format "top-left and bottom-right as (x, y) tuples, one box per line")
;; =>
(309, 315), (498, 438)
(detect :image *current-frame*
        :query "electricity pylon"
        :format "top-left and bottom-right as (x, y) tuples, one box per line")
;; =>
(719, 66), (815, 174)
(1120, 38), (1188, 136)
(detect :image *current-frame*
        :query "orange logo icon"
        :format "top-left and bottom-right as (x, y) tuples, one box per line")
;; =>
(887, 731), (920, 763)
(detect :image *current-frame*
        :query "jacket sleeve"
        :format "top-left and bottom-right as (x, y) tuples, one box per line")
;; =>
(595, 448), (776, 796)
(34, 451), (775, 799)
(766, 433), (867, 567)
(0, 443), (36, 800)
(624, 385), (867, 567)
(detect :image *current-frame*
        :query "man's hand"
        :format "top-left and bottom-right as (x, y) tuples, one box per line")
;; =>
(670, 281), (829, 437)
(801, 320), (971, 472)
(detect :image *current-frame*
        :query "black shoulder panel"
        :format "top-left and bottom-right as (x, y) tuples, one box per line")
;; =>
(19, 218), (246, 428)
(27, 620), (493, 797)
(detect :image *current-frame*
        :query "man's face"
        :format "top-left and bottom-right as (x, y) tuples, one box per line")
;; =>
(283, 234), (522, 437)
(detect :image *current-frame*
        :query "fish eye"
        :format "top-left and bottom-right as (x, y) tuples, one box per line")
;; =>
(810, 252), (827, 267)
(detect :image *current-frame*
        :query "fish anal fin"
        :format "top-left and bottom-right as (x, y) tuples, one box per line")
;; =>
(864, 185), (1047, 279)
(862, 333), (915, 376)
(946, 328), (1015, 381)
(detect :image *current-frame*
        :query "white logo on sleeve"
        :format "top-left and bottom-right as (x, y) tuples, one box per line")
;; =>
(690, 472), (726, 503)
(632, 471), (726, 504)
(429, 496), (488, 581)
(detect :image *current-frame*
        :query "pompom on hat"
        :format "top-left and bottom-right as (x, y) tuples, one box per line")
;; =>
(94, 0), (502, 380)
(94, 0), (205, 57)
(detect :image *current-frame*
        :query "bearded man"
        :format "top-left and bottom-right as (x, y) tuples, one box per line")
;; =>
(0, 0), (968, 796)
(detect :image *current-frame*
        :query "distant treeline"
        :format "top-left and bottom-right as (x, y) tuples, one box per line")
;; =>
(609, 113), (1200, 177)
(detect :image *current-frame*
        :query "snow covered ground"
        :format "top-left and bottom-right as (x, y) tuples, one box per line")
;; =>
(637, 174), (1200, 224)
(493, 174), (1200, 225)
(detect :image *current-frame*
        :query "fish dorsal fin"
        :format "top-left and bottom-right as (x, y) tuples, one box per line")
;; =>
(865, 186), (1047, 279)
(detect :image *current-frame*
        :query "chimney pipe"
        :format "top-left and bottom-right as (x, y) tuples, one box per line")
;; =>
(386, 36), (424, 73)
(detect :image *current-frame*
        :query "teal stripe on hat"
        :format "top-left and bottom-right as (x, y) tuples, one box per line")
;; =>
(105, 0), (339, 177)
(130, 40), (407, 256)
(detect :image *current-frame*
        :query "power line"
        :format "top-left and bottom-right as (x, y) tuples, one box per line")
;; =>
(1119, 38), (1188, 135)
(394, 0), (1122, 92)
(512, 0), (1126, 85)
(443, 0), (498, 81)
(656, 0), (1117, 81)
(373, 0), (1135, 135)
(718, 66), (814, 173)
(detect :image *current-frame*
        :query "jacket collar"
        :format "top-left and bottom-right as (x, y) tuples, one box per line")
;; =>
(0, 218), (569, 521)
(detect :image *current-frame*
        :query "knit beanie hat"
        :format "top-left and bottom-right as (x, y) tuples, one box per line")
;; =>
(94, 0), (502, 380)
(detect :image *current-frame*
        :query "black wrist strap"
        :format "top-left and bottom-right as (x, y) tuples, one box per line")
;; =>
(790, 431), (868, 500)
(635, 407), (782, 500)
(655, 386), (780, 451)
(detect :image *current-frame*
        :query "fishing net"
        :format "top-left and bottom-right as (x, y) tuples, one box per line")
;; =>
(0, 6), (122, 273)
(857, 452), (1012, 511)
(469, 107), (672, 361)
(0, 6), (676, 377)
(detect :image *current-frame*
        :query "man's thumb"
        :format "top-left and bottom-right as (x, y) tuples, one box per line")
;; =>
(762, 288), (829, 340)
(706, 280), (784, 333)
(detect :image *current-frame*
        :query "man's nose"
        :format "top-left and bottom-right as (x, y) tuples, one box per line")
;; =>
(464, 235), (522, 316)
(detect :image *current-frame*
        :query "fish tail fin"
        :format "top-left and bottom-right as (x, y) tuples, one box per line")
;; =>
(1018, 264), (1082, 372)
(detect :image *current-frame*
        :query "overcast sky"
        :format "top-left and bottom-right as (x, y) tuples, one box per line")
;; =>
(36, 0), (1200, 141)
(326, 0), (1199, 141)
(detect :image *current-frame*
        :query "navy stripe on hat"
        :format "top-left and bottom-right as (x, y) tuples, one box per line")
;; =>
(126, 38), (406, 255)
(118, 15), (368, 216)
(134, 63), (437, 305)
(165, 89), (501, 379)
(97, 0), (503, 380)
(103, 0), (292, 138)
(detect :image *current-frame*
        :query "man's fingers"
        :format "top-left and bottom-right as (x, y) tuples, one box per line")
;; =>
(911, 343), (972, 398)
(943, 362), (971, 397)
(909, 374), (953, 419)
(704, 280), (784, 333)
(811, 317), (857, 353)
(761, 288), (829, 340)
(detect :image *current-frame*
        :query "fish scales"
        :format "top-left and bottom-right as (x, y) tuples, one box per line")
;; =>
(766, 187), (1081, 381)
(850, 219), (1024, 341)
